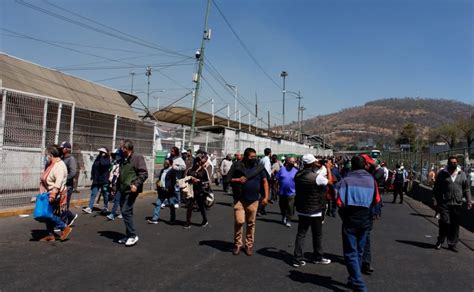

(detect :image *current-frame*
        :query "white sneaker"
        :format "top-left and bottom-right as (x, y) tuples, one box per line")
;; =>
(106, 214), (115, 221)
(118, 237), (128, 244)
(314, 257), (331, 265)
(125, 236), (139, 246)
(160, 203), (165, 209)
(82, 207), (92, 214)
(117, 214), (123, 219)
(173, 204), (179, 209)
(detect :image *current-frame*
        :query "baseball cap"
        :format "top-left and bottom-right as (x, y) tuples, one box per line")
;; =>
(97, 147), (108, 153)
(302, 154), (317, 165)
(59, 141), (72, 149)
(360, 154), (376, 165)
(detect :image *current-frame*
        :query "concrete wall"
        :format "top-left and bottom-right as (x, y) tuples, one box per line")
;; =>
(409, 181), (474, 232)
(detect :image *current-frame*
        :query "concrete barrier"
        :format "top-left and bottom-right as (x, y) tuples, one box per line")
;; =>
(408, 181), (474, 232)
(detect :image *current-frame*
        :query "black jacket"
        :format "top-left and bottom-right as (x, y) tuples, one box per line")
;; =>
(294, 168), (326, 214)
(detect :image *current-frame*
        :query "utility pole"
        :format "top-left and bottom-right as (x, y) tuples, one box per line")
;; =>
(189, 0), (211, 148)
(280, 71), (288, 135)
(211, 98), (214, 126)
(145, 66), (152, 110)
(296, 90), (303, 141)
(130, 71), (135, 93)
(267, 110), (270, 135)
(255, 92), (258, 134)
(300, 106), (306, 142)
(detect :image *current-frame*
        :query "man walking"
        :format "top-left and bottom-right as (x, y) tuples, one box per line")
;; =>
(292, 154), (332, 267)
(392, 164), (406, 203)
(258, 148), (272, 216)
(59, 141), (78, 226)
(220, 154), (233, 194)
(433, 156), (472, 252)
(228, 147), (269, 256)
(170, 146), (186, 208)
(275, 157), (298, 227)
(335, 155), (380, 292)
(117, 140), (148, 247)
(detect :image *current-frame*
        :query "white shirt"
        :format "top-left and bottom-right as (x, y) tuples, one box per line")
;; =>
(260, 156), (272, 176)
(315, 166), (329, 186)
(220, 159), (233, 176)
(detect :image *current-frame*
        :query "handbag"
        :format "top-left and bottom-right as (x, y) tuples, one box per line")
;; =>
(33, 192), (54, 221)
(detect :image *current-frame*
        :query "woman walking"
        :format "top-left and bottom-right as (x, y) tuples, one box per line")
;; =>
(184, 154), (211, 229)
(38, 145), (72, 241)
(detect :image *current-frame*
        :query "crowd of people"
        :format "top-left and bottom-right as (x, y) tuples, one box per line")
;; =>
(34, 142), (472, 292)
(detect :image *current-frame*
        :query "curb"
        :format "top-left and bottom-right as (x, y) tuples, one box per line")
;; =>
(404, 195), (474, 251)
(0, 190), (157, 218)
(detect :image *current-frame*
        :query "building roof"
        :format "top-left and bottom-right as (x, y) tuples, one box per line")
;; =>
(153, 106), (267, 134)
(0, 53), (139, 120)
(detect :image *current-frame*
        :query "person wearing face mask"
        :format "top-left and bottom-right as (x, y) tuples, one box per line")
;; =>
(83, 147), (111, 214)
(228, 147), (269, 256)
(38, 145), (72, 241)
(292, 154), (333, 267)
(391, 164), (407, 204)
(183, 154), (211, 229)
(117, 140), (148, 247)
(433, 156), (472, 252)
(275, 157), (298, 227)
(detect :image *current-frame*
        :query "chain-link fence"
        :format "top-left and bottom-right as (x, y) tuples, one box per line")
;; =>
(0, 87), (333, 209)
(382, 147), (473, 185)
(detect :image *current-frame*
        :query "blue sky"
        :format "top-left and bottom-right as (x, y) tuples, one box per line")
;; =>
(1, 0), (472, 126)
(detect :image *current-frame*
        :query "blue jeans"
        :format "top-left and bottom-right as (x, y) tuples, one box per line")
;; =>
(110, 191), (122, 216)
(88, 184), (109, 210)
(152, 192), (176, 222)
(45, 214), (66, 235)
(342, 225), (369, 292)
(174, 184), (181, 205)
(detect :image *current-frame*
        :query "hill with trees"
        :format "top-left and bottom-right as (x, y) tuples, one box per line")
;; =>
(294, 97), (473, 150)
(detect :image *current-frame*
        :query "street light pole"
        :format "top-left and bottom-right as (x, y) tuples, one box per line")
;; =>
(145, 66), (152, 110)
(296, 90), (302, 141)
(130, 71), (135, 94)
(226, 84), (238, 121)
(280, 71), (288, 135)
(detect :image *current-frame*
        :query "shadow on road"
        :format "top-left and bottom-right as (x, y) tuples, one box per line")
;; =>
(199, 240), (234, 252)
(256, 247), (293, 265)
(256, 217), (284, 225)
(287, 270), (349, 291)
(30, 229), (49, 241)
(98, 230), (125, 242)
(410, 213), (435, 218)
(215, 202), (233, 207)
(396, 239), (435, 249)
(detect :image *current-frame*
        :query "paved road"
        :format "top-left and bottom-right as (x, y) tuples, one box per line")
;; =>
(0, 190), (473, 291)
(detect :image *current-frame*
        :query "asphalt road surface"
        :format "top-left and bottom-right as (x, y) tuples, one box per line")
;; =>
(0, 190), (473, 291)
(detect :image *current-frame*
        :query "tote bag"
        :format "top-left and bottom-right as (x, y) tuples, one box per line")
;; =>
(33, 192), (53, 221)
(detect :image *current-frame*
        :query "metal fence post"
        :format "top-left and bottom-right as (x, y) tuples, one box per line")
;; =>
(70, 103), (75, 150)
(112, 115), (118, 150)
(0, 90), (6, 148)
(54, 102), (63, 144)
(182, 127), (186, 151)
(205, 132), (209, 152)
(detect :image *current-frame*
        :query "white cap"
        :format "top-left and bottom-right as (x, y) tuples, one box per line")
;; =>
(97, 147), (108, 153)
(302, 154), (317, 165)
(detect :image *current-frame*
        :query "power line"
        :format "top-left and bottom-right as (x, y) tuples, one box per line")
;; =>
(212, 0), (282, 89)
(15, 0), (190, 58)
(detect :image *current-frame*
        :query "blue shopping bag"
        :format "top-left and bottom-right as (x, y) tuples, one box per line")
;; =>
(33, 192), (53, 221)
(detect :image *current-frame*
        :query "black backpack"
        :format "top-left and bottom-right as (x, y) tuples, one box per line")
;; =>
(394, 169), (404, 184)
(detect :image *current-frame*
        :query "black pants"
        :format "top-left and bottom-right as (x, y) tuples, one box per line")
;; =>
(279, 195), (294, 220)
(186, 193), (207, 224)
(294, 215), (324, 260)
(120, 191), (138, 237)
(437, 205), (461, 246)
(392, 183), (404, 203)
(222, 174), (229, 192)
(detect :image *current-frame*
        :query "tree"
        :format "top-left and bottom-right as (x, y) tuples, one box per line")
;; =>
(429, 124), (459, 149)
(396, 123), (417, 151)
(456, 116), (474, 148)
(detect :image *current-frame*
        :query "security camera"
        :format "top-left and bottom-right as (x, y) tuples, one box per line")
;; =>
(195, 50), (201, 59)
